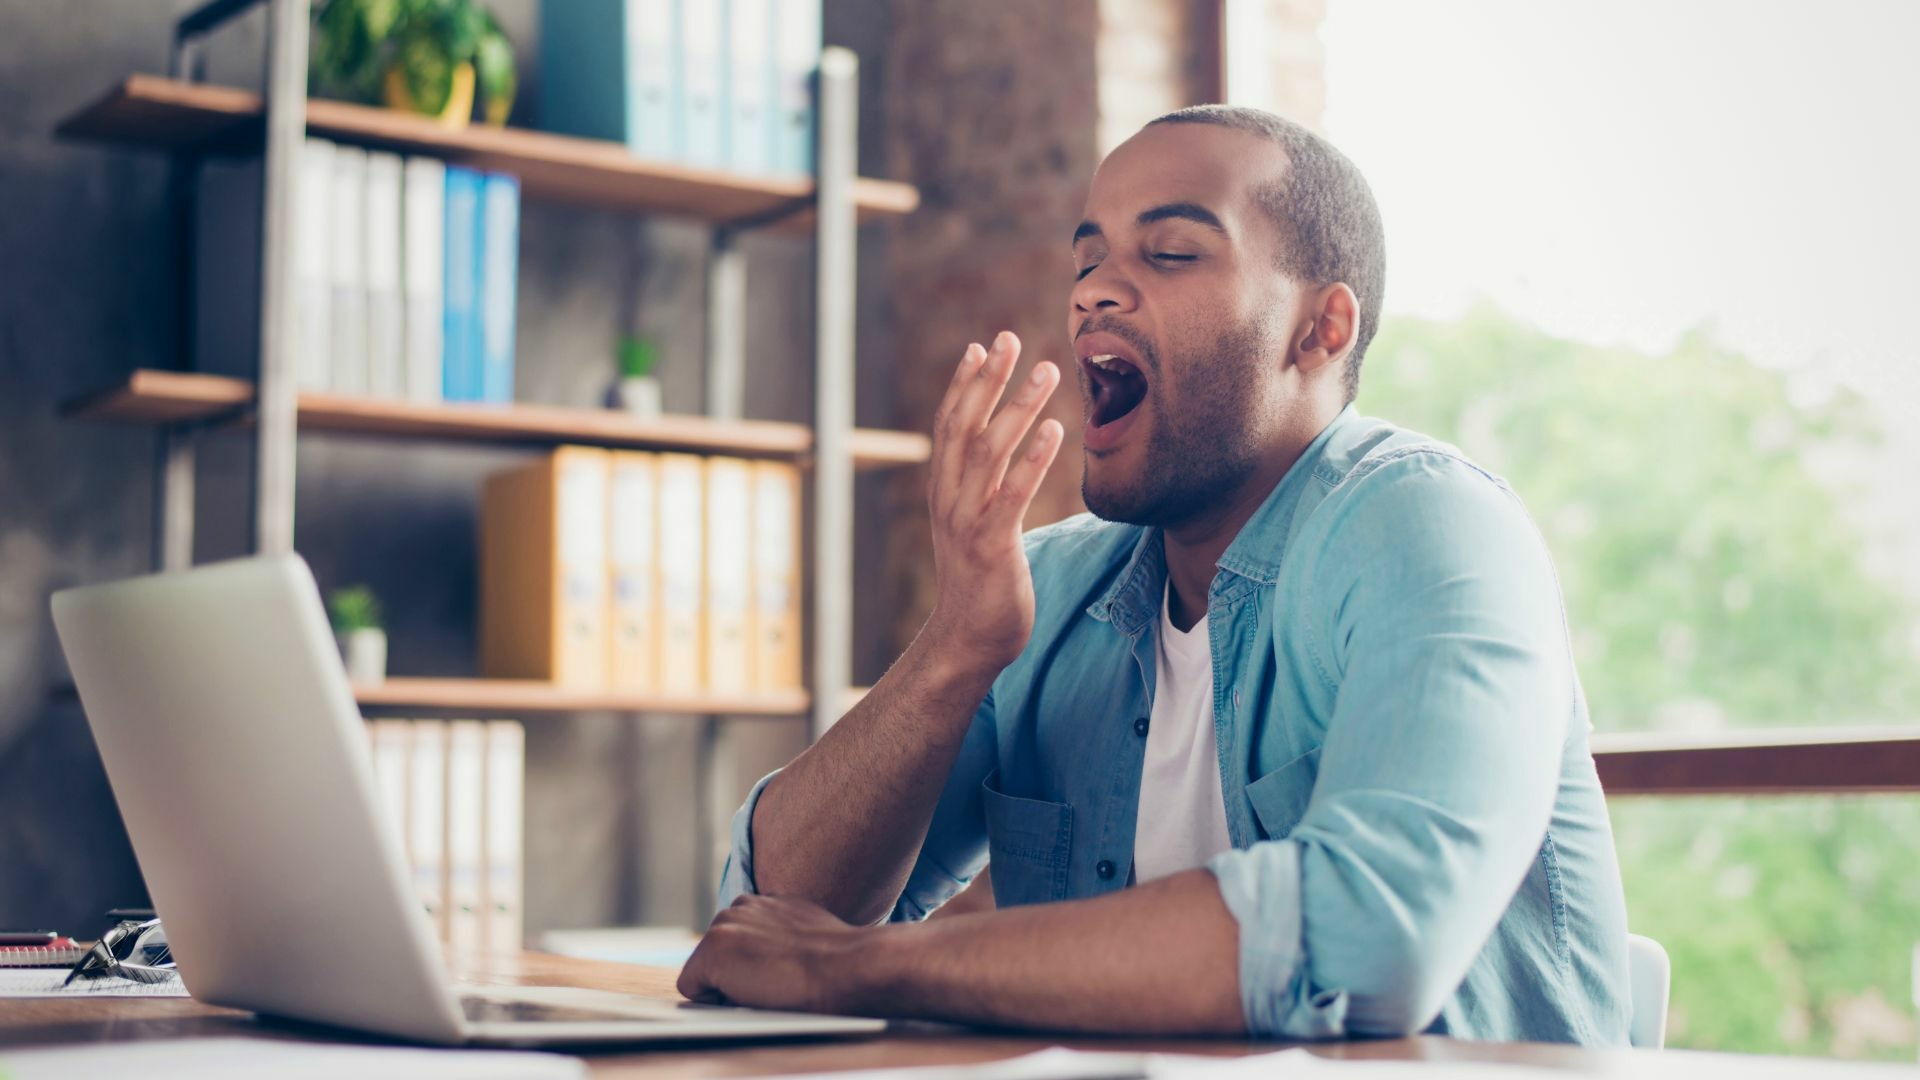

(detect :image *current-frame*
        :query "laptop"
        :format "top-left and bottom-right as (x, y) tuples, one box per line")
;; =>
(50, 553), (886, 1046)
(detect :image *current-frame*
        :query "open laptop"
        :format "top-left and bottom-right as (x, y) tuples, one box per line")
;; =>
(50, 553), (886, 1046)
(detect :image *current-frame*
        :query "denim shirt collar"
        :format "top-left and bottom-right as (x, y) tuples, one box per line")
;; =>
(1086, 405), (1361, 635)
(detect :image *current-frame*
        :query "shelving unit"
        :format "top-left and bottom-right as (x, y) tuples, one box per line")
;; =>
(63, 369), (932, 468)
(56, 74), (918, 231)
(355, 678), (811, 717)
(55, 0), (919, 920)
(54, 0), (914, 733)
(353, 679), (870, 718)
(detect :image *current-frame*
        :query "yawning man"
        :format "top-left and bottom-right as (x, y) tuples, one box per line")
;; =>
(678, 105), (1631, 1044)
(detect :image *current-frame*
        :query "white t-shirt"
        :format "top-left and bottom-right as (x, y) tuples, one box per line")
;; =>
(1132, 583), (1234, 883)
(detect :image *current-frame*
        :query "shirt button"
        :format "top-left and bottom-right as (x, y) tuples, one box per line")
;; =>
(1096, 859), (1116, 879)
(1133, 716), (1150, 737)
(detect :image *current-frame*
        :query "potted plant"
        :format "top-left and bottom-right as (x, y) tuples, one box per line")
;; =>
(310, 0), (518, 129)
(608, 336), (664, 418)
(329, 585), (388, 685)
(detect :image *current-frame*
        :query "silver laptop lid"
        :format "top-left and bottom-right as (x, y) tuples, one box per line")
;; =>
(52, 554), (465, 1043)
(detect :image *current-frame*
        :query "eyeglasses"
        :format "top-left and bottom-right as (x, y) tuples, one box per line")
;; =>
(62, 917), (177, 987)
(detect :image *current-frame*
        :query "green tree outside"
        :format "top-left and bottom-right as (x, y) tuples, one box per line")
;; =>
(1358, 307), (1920, 1059)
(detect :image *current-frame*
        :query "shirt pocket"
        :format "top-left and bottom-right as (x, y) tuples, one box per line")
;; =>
(1243, 746), (1322, 841)
(981, 770), (1073, 906)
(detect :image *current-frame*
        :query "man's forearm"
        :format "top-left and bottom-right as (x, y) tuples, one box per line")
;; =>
(748, 630), (997, 924)
(846, 868), (1245, 1034)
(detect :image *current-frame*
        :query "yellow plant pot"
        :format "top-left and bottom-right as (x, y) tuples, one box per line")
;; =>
(383, 60), (475, 129)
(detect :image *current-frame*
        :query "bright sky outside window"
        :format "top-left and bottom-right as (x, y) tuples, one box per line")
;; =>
(1302, 0), (1920, 600)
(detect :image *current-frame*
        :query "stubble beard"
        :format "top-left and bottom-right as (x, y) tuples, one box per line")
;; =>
(1081, 317), (1276, 528)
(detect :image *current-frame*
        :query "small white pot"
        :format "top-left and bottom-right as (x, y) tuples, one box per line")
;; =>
(610, 375), (663, 418)
(339, 627), (388, 686)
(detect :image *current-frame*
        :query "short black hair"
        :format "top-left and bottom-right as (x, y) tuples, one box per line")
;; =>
(1147, 105), (1386, 402)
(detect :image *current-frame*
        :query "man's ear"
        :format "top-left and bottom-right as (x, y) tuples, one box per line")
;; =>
(1292, 283), (1359, 377)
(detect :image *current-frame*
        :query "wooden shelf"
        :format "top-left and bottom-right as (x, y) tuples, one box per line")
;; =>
(355, 677), (809, 716)
(62, 370), (931, 468)
(55, 76), (918, 230)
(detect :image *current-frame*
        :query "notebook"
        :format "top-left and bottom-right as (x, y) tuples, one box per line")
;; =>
(0, 937), (86, 968)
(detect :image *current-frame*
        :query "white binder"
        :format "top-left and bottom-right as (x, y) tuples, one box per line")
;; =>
(363, 151), (406, 399)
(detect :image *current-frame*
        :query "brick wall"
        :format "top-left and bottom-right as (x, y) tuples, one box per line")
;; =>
(878, 0), (1104, 649)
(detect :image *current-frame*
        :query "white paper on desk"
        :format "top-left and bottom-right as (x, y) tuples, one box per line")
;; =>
(0, 1037), (584, 1080)
(0, 967), (190, 998)
(766, 1047), (1575, 1080)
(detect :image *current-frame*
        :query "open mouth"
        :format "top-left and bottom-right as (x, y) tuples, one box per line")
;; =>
(1083, 354), (1148, 427)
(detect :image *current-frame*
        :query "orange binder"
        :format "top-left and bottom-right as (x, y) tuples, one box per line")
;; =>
(480, 446), (612, 687)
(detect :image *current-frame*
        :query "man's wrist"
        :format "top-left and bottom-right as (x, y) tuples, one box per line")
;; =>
(905, 623), (1007, 702)
(834, 922), (921, 1018)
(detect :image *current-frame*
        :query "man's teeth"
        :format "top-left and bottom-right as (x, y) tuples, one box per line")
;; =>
(1089, 354), (1124, 370)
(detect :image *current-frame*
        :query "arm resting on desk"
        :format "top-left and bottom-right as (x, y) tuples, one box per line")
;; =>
(681, 867), (1243, 1035)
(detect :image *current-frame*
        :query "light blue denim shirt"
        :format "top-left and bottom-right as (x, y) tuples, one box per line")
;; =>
(720, 406), (1632, 1045)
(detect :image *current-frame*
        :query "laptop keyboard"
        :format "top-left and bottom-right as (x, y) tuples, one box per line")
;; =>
(461, 994), (667, 1024)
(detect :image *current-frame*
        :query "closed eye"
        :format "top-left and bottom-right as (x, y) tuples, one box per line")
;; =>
(1075, 262), (1100, 281)
(1154, 253), (1197, 264)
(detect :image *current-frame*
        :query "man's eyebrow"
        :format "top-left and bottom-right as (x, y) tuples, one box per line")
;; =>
(1136, 202), (1226, 233)
(1072, 221), (1103, 245)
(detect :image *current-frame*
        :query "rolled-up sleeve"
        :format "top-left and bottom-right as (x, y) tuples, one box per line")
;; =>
(717, 690), (1000, 921)
(1207, 453), (1573, 1038)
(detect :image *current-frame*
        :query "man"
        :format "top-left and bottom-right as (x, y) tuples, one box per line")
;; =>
(678, 105), (1631, 1044)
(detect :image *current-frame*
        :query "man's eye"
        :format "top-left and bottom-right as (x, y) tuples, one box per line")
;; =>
(1153, 253), (1197, 264)
(1075, 262), (1100, 280)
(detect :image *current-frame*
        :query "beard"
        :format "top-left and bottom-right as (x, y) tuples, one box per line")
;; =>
(1080, 315), (1278, 528)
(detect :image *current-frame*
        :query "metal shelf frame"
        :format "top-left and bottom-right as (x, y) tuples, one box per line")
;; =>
(149, 0), (871, 923)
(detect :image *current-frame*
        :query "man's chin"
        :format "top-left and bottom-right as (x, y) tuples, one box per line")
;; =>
(1080, 463), (1154, 525)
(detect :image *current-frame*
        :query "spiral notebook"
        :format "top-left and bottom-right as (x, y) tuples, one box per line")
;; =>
(0, 936), (87, 968)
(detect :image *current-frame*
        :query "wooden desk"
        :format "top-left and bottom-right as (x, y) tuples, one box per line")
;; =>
(0, 952), (1901, 1077)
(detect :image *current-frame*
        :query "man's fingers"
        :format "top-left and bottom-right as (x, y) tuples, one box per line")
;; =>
(676, 946), (710, 1001)
(930, 342), (987, 503)
(677, 938), (736, 1005)
(958, 332), (1021, 439)
(934, 332), (1021, 504)
(957, 360), (1059, 509)
(986, 418), (1064, 528)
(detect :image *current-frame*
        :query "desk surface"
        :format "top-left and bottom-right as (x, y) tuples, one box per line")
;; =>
(0, 951), (1905, 1077)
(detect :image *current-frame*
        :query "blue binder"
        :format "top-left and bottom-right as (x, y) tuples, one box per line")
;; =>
(478, 172), (520, 405)
(441, 166), (483, 403)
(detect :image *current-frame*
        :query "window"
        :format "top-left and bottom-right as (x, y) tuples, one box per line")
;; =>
(1225, 0), (1920, 1058)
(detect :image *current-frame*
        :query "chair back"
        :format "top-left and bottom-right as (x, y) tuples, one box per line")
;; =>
(1627, 933), (1671, 1049)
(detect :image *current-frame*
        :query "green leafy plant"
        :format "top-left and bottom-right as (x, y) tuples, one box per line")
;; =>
(310, 0), (518, 125)
(328, 585), (384, 633)
(617, 337), (661, 380)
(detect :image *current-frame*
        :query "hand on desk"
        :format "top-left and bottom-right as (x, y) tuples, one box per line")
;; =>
(677, 868), (1245, 1035)
(677, 894), (870, 1015)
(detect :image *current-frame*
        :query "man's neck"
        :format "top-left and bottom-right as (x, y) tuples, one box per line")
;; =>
(1160, 410), (1339, 631)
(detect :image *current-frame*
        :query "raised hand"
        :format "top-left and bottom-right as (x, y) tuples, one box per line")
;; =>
(922, 331), (1063, 676)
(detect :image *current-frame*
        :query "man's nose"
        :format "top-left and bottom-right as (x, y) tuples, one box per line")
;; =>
(1071, 260), (1139, 315)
